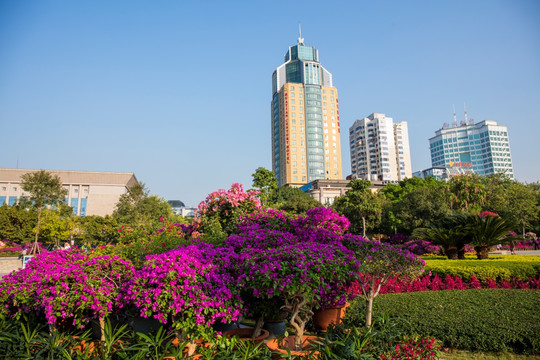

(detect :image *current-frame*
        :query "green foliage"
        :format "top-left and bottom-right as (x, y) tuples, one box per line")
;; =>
(113, 182), (173, 232)
(394, 182), (452, 234)
(0, 204), (37, 243)
(423, 255), (540, 281)
(251, 167), (278, 206)
(38, 208), (75, 246)
(448, 174), (486, 212)
(20, 170), (68, 210)
(77, 215), (120, 246)
(332, 179), (386, 236)
(412, 213), (470, 259)
(268, 186), (322, 214)
(346, 289), (540, 354)
(20, 170), (68, 253)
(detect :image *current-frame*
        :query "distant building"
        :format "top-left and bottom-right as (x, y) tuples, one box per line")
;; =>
(300, 178), (388, 204)
(413, 165), (474, 181)
(271, 32), (343, 187)
(429, 119), (513, 178)
(0, 168), (137, 216)
(349, 113), (412, 182)
(167, 200), (196, 218)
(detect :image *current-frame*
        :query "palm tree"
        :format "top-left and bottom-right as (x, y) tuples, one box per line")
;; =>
(466, 214), (521, 259)
(412, 213), (469, 259)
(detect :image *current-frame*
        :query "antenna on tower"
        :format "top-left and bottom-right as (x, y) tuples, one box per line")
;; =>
(298, 23), (304, 45)
(452, 105), (457, 127)
(464, 103), (468, 123)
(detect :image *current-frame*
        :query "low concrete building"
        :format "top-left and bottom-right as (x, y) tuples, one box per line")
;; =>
(0, 168), (138, 216)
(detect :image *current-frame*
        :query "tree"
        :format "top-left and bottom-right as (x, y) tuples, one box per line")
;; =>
(332, 179), (385, 238)
(20, 170), (68, 254)
(251, 167), (278, 206)
(0, 204), (37, 243)
(113, 182), (173, 231)
(412, 213), (469, 259)
(38, 208), (75, 248)
(466, 213), (521, 259)
(267, 186), (322, 214)
(77, 215), (120, 246)
(448, 174), (486, 212)
(394, 182), (452, 234)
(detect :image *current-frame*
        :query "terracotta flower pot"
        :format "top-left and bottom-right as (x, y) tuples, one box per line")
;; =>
(267, 335), (321, 358)
(224, 327), (270, 344)
(312, 306), (344, 331)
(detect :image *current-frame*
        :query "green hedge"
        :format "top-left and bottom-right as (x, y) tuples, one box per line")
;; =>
(423, 255), (540, 281)
(345, 289), (540, 354)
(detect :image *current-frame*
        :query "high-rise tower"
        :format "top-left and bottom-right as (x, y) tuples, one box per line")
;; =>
(271, 33), (342, 187)
(349, 113), (412, 182)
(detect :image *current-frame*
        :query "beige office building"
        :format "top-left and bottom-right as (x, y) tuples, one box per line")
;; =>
(271, 34), (343, 187)
(0, 169), (138, 216)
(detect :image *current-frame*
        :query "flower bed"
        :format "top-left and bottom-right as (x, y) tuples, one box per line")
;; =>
(349, 274), (540, 296)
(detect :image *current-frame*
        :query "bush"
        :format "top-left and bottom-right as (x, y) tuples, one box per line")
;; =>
(345, 289), (540, 354)
(423, 255), (540, 281)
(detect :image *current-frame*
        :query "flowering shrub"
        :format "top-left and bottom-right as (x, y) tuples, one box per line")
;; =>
(0, 250), (134, 328)
(387, 233), (409, 245)
(342, 235), (425, 327)
(121, 243), (243, 341)
(237, 241), (361, 350)
(194, 183), (261, 238)
(380, 336), (440, 360)
(401, 239), (440, 255)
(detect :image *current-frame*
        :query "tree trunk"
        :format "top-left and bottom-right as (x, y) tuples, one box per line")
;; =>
(32, 207), (43, 255)
(475, 245), (490, 260)
(362, 216), (366, 239)
(252, 316), (264, 339)
(457, 247), (466, 259)
(99, 317), (105, 342)
(444, 246), (458, 260)
(365, 295), (374, 328)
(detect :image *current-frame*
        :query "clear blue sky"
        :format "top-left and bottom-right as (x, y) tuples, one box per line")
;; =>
(1, 0), (539, 207)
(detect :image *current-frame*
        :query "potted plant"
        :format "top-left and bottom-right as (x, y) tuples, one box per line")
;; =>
(239, 241), (360, 354)
(0, 249), (135, 342)
(120, 243), (243, 356)
(342, 235), (425, 328)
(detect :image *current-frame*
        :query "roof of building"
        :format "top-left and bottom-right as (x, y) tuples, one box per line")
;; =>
(0, 168), (138, 187)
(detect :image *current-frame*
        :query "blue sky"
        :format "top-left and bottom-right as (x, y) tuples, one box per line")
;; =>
(1, 0), (539, 207)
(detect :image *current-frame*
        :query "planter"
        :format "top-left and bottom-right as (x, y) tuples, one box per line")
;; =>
(267, 335), (321, 358)
(212, 321), (239, 333)
(128, 316), (162, 334)
(313, 306), (343, 331)
(224, 327), (270, 344)
(171, 337), (211, 359)
(263, 320), (287, 337)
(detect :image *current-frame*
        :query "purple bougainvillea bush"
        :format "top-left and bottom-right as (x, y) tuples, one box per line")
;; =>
(0, 250), (134, 328)
(237, 241), (362, 350)
(120, 243), (243, 341)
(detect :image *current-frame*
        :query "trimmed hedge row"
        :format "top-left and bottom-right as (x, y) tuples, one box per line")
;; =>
(345, 289), (540, 354)
(423, 255), (540, 281)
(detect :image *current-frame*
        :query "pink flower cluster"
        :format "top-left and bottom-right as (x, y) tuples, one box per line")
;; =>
(380, 337), (440, 360)
(120, 243), (243, 336)
(195, 183), (261, 219)
(348, 274), (540, 295)
(0, 250), (134, 328)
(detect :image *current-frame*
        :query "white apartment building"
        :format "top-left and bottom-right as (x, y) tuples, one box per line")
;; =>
(349, 113), (412, 182)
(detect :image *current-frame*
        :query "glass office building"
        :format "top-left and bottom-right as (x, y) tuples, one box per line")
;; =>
(429, 120), (514, 178)
(271, 35), (342, 187)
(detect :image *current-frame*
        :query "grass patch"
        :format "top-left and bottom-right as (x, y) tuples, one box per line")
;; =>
(441, 350), (540, 359)
(346, 289), (540, 354)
